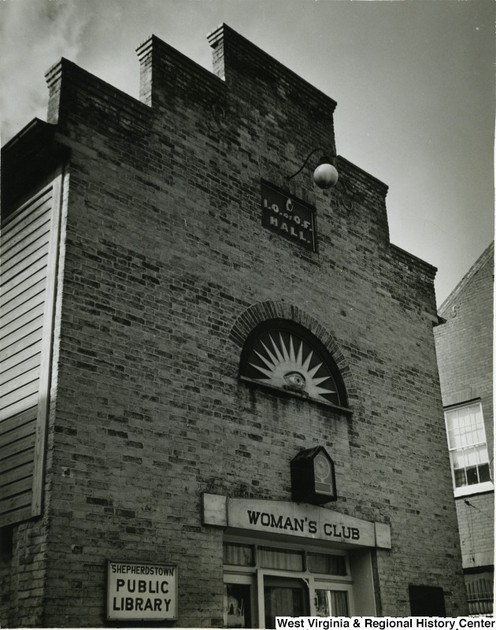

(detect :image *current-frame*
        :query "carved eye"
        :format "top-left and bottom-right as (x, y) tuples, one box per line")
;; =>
(284, 371), (306, 389)
(244, 328), (341, 405)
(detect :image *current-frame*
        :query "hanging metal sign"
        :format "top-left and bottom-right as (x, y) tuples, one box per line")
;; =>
(261, 181), (316, 251)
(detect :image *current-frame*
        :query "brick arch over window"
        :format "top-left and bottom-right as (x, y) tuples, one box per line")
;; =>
(230, 301), (355, 410)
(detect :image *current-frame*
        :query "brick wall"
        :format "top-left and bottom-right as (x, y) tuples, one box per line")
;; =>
(1, 25), (466, 625)
(455, 493), (494, 568)
(434, 242), (494, 571)
(0, 160), (70, 626)
(435, 242), (494, 457)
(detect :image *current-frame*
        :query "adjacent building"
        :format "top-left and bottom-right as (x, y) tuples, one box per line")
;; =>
(0, 25), (467, 626)
(434, 242), (494, 615)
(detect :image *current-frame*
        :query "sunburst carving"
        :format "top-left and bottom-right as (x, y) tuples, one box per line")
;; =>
(245, 330), (339, 405)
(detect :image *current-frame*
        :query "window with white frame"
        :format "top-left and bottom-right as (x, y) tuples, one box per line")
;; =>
(445, 402), (493, 496)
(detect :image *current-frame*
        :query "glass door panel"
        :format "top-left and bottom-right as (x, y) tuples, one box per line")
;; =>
(315, 588), (349, 616)
(264, 577), (309, 628)
(224, 583), (252, 628)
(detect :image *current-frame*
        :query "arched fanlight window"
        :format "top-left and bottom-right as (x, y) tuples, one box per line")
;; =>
(239, 319), (348, 409)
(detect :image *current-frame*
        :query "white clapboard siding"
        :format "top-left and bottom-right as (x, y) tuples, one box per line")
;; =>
(1, 347), (43, 384)
(1, 352), (42, 387)
(2, 221), (52, 270)
(1, 320), (44, 359)
(0, 172), (63, 527)
(0, 302), (45, 342)
(0, 407), (37, 524)
(1, 242), (50, 286)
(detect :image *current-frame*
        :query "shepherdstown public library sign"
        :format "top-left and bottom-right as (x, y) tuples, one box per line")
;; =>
(106, 561), (178, 621)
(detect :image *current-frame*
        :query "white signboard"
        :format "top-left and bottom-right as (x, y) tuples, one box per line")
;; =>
(203, 494), (391, 549)
(107, 561), (178, 621)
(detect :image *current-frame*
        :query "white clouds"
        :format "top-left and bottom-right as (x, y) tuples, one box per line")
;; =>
(0, 0), (493, 305)
(0, 0), (92, 142)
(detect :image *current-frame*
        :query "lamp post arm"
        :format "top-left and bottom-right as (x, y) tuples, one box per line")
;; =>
(287, 148), (336, 182)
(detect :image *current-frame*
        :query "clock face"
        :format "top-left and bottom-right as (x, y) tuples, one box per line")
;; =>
(314, 454), (331, 482)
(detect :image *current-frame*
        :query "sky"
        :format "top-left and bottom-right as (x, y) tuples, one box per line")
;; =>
(1, 0), (494, 307)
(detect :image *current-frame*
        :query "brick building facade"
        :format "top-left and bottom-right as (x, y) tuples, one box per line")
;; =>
(1, 25), (466, 626)
(434, 242), (494, 615)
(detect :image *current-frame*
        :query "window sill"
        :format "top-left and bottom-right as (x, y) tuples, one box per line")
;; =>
(239, 376), (353, 416)
(453, 482), (494, 498)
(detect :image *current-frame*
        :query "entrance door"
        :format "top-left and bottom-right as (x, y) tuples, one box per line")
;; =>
(264, 577), (309, 629)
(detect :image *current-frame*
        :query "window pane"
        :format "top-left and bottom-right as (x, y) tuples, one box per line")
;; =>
(259, 547), (303, 571)
(454, 468), (466, 487)
(479, 463), (491, 483)
(315, 589), (349, 616)
(477, 445), (490, 464)
(331, 591), (349, 616)
(315, 589), (331, 616)
(223, 543), (254, 566)
(308, 553), (346, 575)
(224, 583), (251, 628)
(465, 445), (482, 467)
(466, 466), (479, 485)
(264, 582), (307, 628)
(452, 450), (466, 469)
